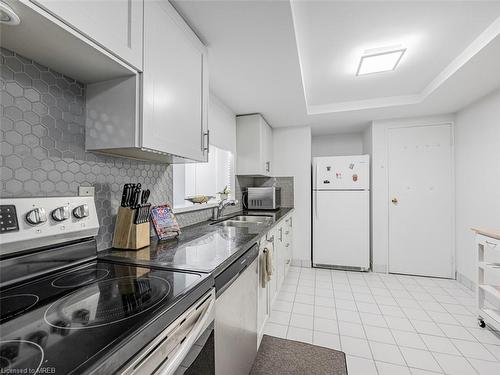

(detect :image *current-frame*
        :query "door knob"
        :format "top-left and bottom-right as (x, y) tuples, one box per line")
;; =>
(392, 198), (398, 204)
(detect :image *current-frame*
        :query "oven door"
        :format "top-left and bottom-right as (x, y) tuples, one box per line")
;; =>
(121, 289), (215, 375)
(174, 321), (214, 374)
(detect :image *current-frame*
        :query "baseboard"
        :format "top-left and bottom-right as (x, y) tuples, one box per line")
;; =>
(456, 271), (475, 291)
(291, 259), (312, 268)
(372, 263), (387, 274)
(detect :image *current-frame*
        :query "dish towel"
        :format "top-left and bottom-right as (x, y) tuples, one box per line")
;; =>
(262, 240), (274, 287)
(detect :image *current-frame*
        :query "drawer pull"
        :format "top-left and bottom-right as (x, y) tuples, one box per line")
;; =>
(485, 240), (498, 248)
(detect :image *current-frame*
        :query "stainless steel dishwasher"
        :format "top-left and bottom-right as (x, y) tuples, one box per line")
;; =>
(214, 244), (259, 375)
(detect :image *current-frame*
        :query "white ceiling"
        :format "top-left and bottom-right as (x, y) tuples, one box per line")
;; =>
(173, 1), (500, 135)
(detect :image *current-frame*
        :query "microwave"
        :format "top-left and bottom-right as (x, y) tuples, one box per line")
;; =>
(246, 187), (281, 210)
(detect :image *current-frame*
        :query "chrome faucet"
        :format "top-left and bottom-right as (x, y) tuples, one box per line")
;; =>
(212, 199), (238, 220)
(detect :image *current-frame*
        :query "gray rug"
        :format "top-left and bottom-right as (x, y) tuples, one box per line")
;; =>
(250, 335), (348, 375)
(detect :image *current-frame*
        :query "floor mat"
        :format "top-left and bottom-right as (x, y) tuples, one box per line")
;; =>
(250, 335), (348, 375)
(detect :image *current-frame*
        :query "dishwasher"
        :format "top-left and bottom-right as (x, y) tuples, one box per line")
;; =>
(214, 243), (259, 375)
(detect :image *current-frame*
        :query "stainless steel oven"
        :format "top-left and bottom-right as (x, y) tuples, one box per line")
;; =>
(121, 289), (215, 375)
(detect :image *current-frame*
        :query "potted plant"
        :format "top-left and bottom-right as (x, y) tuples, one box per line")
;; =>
(218, 185), (231, 201)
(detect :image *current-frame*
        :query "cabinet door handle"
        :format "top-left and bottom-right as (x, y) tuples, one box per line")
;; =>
(285, 243), (290, 247)
(485, 240), (498, 248)
(203, 130), (210, 152)
(265, 161), (270, 172)
(279, 227), (283, 241)
(285, 231), (289, 235)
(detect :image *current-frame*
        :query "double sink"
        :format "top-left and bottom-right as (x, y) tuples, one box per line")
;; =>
(212, 215), (273, 228)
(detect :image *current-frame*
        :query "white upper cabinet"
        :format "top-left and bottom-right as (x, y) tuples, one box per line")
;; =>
(85, 0), (209, 163)
(31, 0), (144, 70)
(236, 114), (273, 176)
(142, 0), (208, 162)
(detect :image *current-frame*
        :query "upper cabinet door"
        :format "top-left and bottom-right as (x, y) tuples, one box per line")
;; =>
(142, 0), (208, 162)
(31, 0), (144, 70)
(262, 119), (273, 175)
(236, 114), (273, 176)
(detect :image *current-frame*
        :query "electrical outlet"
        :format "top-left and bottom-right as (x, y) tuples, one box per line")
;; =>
(79, 186), (95, 197)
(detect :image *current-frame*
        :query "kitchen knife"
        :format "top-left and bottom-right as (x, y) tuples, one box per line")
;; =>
(125, 183), (135, 207)
(141, 189), (150, 205)
(132, 185), (141, 208)
(120, 184), (129, 207)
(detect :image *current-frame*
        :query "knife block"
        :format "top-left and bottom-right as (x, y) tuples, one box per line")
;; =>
(112, 207), (150, 250)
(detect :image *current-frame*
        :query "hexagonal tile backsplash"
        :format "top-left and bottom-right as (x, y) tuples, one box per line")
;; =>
(0, 48), (211, 250)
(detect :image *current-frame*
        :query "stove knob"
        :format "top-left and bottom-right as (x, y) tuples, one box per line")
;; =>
(52, 206), (70, 222)
(73, 204), (89, 219)
(26, 208), (47, 225)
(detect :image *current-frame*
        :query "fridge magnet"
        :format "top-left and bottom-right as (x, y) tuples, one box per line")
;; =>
(336, 172), (342, 179)
(352, 174), (358, 182)
(349, 163), (355, 170)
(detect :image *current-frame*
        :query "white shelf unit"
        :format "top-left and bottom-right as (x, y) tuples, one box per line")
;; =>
(476, 232), (500, 331)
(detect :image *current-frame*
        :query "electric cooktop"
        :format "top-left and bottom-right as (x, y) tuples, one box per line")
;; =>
(0, 261), (210, 374)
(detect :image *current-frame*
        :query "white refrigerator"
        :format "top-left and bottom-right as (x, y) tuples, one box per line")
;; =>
(312, 155), (370, 270)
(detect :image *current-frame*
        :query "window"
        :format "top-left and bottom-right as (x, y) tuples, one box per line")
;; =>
(173, 145), (235, 209)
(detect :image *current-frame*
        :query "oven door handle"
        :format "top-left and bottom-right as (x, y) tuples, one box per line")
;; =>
(156, 297), (215, 375)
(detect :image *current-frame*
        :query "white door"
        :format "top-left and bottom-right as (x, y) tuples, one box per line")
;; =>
(388, 124), (453, 278)
(313, 190), (370, 269)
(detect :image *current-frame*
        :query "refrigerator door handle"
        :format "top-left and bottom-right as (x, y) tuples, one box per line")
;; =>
(315, 163), (319, 189)
(314, 190), (318, 219)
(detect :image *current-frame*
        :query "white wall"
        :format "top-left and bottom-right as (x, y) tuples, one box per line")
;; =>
(311, 132), (363, 157)
(273, 126), (312, 263)
(362, 125), (373, 266)
(455, 89), (500, 283)
(369, 114), (455, 273)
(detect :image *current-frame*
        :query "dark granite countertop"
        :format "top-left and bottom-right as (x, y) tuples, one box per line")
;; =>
(99, 208), (294, 276)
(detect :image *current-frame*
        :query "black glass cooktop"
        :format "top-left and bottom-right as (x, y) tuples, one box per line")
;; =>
(0, 261), (208, 374)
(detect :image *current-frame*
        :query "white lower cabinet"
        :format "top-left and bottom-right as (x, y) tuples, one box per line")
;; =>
(257, 212), (294, 344)
(257, 236), (271, 345)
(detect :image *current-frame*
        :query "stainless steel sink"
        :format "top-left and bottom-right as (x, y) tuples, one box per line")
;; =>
(213, 215), (273, 227)
(229, 215), (273, 223)
(214, 221), (256, 228)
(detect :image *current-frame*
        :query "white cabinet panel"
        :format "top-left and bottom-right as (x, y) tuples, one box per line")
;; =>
(236, 114), (273, 176)
(284, 215), (293, 275)
(263, 122), (273, 175)
(84, 0), (209, 163)
(32, 0), (143, 70)
(267, 226), (278, 305)
(257, 238), (270, 345)
(142, 0), (208, 162)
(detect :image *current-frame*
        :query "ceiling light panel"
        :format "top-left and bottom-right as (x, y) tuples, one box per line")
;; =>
(356, 49), (406, 76)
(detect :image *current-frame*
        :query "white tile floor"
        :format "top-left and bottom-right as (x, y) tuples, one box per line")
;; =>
(263, 266), (500, 375)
